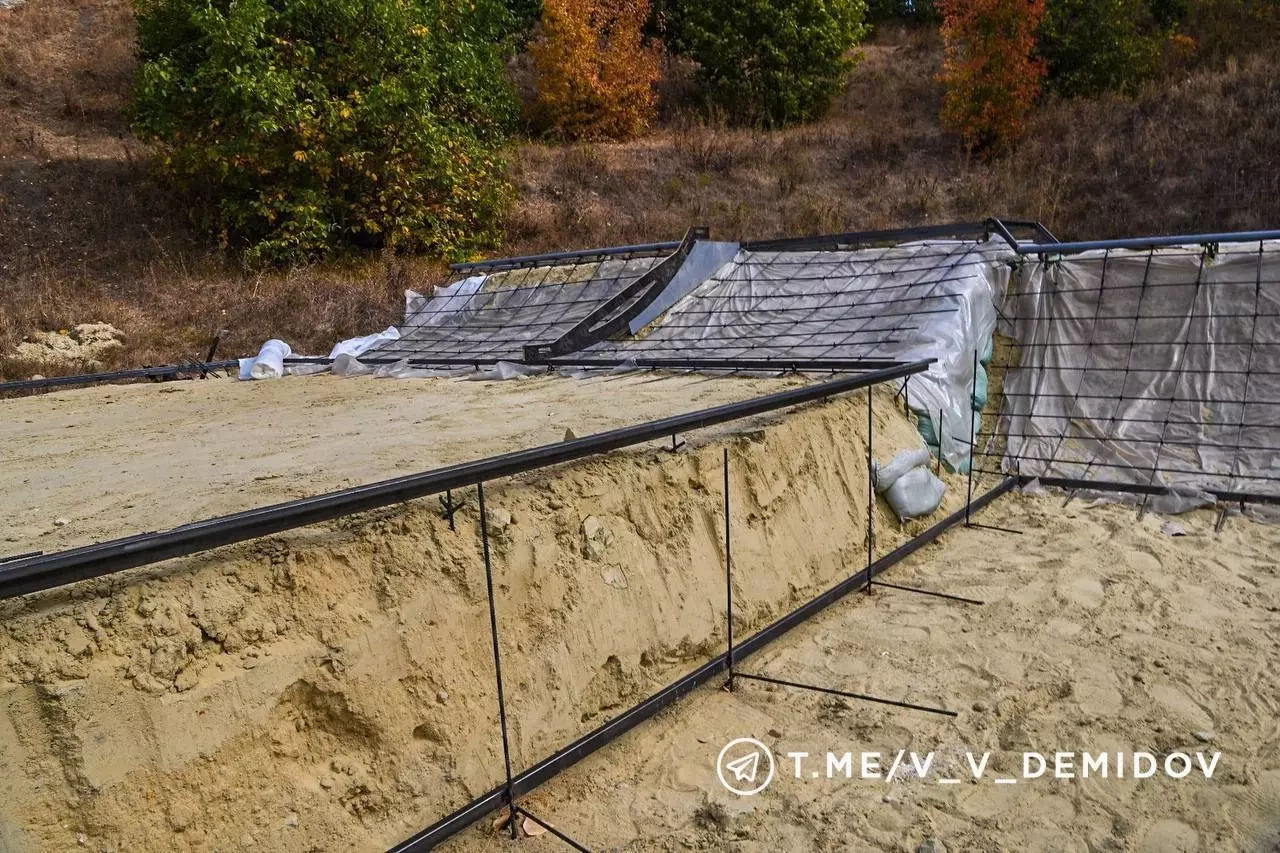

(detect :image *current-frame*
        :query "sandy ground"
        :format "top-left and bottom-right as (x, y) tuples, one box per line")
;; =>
(444, 491), (1280, 853)
(0, 372), (801, 554)
(0, 374), (1276, 853)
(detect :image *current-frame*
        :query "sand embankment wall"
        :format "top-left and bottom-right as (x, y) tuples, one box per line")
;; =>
(0, 388), (960, 852)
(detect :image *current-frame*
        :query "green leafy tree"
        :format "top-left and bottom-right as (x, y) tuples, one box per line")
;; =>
(866, 0), (938, 22)
(132, 0), (519, 266)
(669, 0), (870, 126)
(507, 0), (543, 43)
(1038, 0), (1167, 97)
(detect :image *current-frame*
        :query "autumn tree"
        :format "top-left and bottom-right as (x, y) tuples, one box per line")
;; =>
(529, 0), (663, 140)
(938, 0), (1048, 155)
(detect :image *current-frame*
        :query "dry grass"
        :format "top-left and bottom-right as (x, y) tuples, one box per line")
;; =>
(0, 0), (447, 374)
(2, 6), (1279, 378)
(506, 29), (1280, 252)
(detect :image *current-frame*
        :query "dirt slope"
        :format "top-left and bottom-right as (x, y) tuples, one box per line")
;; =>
(0, 379), (956, 852)
(3, 2), (1279, 375)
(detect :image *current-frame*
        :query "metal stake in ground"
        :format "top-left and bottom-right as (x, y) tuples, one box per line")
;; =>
(513, 807), (592, 852)
(440, 489), (467, 531)
(966, 349), (977, 526)
(866, 387), (874, 594)
(477, 482), (519, 839)
(723, 447), (734, 692)
(936, 408), (944, 476)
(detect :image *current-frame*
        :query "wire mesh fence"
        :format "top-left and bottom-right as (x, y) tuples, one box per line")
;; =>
(983, 240), (1280, 504)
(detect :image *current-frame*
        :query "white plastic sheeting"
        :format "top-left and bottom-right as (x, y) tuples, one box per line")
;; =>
(587, 240), (1015, 468)
(299, 239), (1017, 471)
(328, 326), (400, 359)
(628, 241), (740, 334)
(998, 241), (1280, 501)
(404, 276), (487, 329)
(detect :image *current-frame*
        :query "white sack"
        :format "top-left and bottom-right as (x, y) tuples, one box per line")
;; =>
(240, 339), (292, 380)
(883, 466), (947, 521)
(873, 447), (933, 493)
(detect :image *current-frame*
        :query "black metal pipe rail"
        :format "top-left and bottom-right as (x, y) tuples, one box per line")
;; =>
(1009, 473), (1280, 506)
(0, 361), (932, 601)
(283, 355), (915, 373)
(999, 218), (1060, 245)
(742, 218), (1057, 254)
(532, 357), (914, 372)
(388, 475), (1018, 851)
(742, 221), (995, 252)
(449, 240), (684, 274)
(0, 360), (240, 395)
(998, 227), (1280, 257)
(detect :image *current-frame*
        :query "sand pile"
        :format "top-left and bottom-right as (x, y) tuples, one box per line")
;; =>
(0, 386), (948, 851)
(0, 372), (805, 554)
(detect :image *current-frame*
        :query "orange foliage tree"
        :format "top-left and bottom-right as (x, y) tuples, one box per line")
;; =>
(937, 0), (1047, 156)
(529, 0), (663, 141)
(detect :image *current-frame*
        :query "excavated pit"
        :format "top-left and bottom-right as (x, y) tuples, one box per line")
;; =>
(0, 385), (958, 852)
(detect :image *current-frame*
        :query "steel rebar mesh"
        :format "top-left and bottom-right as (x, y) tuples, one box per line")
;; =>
(985, 241), (1280, 501)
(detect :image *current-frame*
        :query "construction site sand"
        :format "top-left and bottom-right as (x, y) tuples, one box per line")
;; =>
(0, 373), (948, 850)
(0, 372), (804, 553)
(446, 495), (1280, 853)
(0, 375), (1276, 852)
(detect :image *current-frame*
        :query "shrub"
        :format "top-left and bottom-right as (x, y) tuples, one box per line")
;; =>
(507, 0), (544, 42)
(866, 0), (939, 22)
(1037, 0), (1167, 97)
(528, 0), (663, 140)
(938, 0), (1048, 155)
(1183, 0), (1280, 66)
(132, 0), (519, 266)
(671, 0), (870, 127)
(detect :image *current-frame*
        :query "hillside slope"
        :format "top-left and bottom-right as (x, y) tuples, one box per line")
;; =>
(1, 4), (1278, 376)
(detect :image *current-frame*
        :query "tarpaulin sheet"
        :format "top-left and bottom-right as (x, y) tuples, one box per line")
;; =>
(998, 241), (1280, 501)
(590, 240), (1014, 468)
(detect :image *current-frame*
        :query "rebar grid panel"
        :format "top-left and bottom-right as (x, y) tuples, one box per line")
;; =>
(584, 241), (1011, 362)
(985, 240), (1280, 504)
(567, 239), (1013, 469)
(365, 254), (667, 364)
